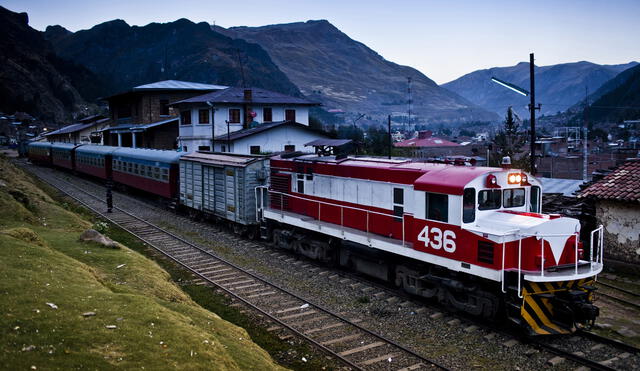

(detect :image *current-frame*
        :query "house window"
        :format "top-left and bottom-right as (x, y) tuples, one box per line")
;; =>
(285, 109), (296, 122)
(250, 145), (261, 154)
(426, 192), (448, 223)
(229, 109), (241, 123)
(284, 145), (295, 152)
(180, 111), (191, 125)
(198, 109), (209, 124)
(198, 145), (211, 151)
(263, 107), (273, 122)
(118, 105), (131, 118)
(160, 99), (170, 116)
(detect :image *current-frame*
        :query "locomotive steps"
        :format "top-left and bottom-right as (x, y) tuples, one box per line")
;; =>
(21, 161), (640, 370)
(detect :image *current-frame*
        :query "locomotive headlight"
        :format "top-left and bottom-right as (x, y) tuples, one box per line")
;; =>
(515, 174), (522, 183)
(508, 174), (517, 184)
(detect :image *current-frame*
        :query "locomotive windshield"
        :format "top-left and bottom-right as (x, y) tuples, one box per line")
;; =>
(503, 188), (525, 208)
(478, 190), (501, 210)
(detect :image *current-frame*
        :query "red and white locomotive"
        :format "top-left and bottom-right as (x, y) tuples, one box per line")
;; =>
(258, 153), (603, 335)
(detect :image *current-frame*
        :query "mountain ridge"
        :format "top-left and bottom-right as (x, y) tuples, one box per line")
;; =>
(442, 60), (638, 117)
(221, 20), (499, 124)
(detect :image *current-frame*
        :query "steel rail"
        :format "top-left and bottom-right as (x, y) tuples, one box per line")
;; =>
(29, 165), (448, 371)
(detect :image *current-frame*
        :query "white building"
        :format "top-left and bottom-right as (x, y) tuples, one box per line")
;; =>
(172, 87), (321, 153)
(213, 121), (330, 154)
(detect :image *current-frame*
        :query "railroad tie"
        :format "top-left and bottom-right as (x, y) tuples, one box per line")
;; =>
(320, 334), (362, 346)
(246, 291), (277, 299)
(304, 322), (346, 335)
(279, 310), (317, 321)
(360, 353), (397, 366)
(338, 341), (385, 356)
(396, 363), (425, 371)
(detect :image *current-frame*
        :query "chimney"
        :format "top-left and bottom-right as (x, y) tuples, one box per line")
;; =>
(418, 130), (432, 139)
(243, 89), (252, 101)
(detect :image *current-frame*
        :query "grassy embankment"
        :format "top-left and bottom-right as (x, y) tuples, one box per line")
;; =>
(0, 156), (288, 370)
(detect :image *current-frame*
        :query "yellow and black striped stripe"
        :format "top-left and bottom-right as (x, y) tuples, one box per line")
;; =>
(520, 278), (595, 335)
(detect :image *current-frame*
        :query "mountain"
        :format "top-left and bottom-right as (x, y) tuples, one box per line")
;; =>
(442, 61), (638, 118)
(0, 6), (100, 122)
(45, 19), (302, 97)
(220, 20), (498, 124)
(586, 64), (640, 123)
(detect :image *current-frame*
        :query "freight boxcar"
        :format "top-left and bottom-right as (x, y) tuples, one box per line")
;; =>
(111, 148), (181, 199)
(76, 145), (118, 180)
(51, 142), (83, 170)
(179, 152), (269, 233)
(27, 142), (52, 165)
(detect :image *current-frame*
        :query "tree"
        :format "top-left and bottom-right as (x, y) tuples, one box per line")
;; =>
(492, 106), (528, 170)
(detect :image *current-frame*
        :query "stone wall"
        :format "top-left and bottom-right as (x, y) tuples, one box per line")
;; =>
(596, 199), (640, 263)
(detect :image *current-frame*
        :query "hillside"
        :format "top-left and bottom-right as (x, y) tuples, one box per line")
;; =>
(0, 6), (103, 123)
(0, 155), (286, 370)
(442, 61), (637, 117)
(587, 64), (640, 123)
(45, 18), (302, 97)
(221, 20), (498, 124)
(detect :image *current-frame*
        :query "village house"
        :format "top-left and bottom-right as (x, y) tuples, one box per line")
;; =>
(44, 115), (109, 144)
(102, 80), (227, 149)
(578, 159), (640, 264)
(171, 87), (325, 154)
(394, 130), (487, 160)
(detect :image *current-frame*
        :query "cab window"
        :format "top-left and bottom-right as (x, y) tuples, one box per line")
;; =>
(530, 186), (541, 213)
(426, 192), (448, 223)
(463, 188), (475, 223)
(478, 190), (501, 210)
(503, 188), (525, 208)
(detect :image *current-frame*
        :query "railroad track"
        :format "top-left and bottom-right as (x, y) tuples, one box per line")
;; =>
(21, 162), (640, 370)
(24, 164), (447, 371)
(597, 281), (640, 311)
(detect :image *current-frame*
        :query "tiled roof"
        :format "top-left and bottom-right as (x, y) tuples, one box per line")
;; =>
(578, 159), (640, 202)
(175, 87), (319, 106)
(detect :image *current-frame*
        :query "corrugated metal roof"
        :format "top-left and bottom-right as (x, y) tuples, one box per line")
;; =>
(180, 152), (264, 167)
(45, 122), (94, 136)
(112, 147), (183, 163)
(539, 177), (585, 197)
(174, 87), (319, 106)
(50, 142), (83, 150)
(394, 136), (460, 148)
(133, 80), (228, 91)
(76, 145), (119, 156)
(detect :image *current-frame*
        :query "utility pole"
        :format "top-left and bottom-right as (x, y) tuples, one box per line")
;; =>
(529, 53), (541, 175)
(583, 87), (589, 181)
(388, 114), (392, 159)
(407, 77), (413, 129)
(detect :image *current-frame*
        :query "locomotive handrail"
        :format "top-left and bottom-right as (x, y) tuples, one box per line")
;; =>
(255, 186), (411, 247)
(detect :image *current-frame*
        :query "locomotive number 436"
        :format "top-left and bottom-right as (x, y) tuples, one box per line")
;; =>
(417, 226), (457, 253)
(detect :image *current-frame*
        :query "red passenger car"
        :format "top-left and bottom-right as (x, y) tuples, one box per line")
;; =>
(75, 145), (117, 179)
(111, 148), (181, 199)
(51, 142), (83, 170)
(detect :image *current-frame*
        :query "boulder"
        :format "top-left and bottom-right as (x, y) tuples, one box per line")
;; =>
(79, 229), (119, 249)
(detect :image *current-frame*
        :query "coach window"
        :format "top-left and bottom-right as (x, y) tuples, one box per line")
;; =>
(463, 188), (476, 223)
(426, 192), (448, 223)
(504, 188), (525, 208)
(478, 190), (501, 210)
(161, 169), (169, 182)
(393, 187), (404, 222)
(530, 186), (541, 213)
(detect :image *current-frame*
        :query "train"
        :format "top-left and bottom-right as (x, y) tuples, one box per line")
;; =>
(27, 141), (604, 335)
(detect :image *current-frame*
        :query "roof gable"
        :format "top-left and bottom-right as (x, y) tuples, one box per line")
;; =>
(174, 87), (319, 106)
(213, 121), (328, 142)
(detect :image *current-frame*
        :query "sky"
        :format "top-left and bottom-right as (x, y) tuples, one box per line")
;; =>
(2, 0), (639, 84)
